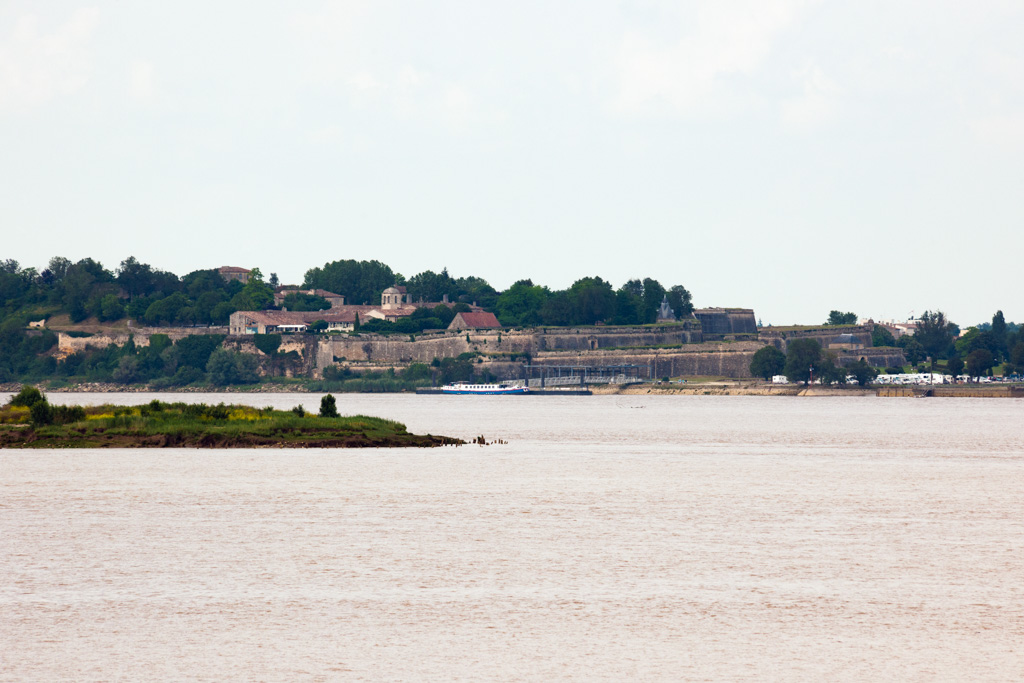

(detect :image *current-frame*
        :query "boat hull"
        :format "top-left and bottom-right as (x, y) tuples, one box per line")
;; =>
(440, 385), (529, 395)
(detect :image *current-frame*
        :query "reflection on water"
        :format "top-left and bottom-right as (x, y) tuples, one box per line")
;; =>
(2, 393), (1023, 680)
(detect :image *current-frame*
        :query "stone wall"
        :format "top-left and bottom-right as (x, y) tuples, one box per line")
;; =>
(693, 309), (757, 339)
(758, 325), (873, 351)
(57, 327), (228, 357)
(317, 323), (702, 369)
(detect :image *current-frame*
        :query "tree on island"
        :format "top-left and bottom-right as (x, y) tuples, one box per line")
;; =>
(784, 338), (822, 385)
(749, 345), (785, 380)
(319, 393), (339, 418)
(826, 310), (858, 325)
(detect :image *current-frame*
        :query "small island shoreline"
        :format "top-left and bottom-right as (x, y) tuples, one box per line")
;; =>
(0, 387), (462, 449)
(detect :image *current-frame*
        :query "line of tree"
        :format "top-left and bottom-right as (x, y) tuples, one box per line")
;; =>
(752, 309), (1024, 385)
(749, 339), (878, 386)
(493, 277), (692, 327)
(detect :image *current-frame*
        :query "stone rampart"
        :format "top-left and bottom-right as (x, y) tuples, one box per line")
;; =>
(524, 341), (764, 379)
(759, 325), (873, 351)
(57, 327), (228, 357)
(694, 309), (757, 339)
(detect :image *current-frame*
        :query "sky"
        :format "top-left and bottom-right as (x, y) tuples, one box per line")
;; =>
(1, 1), (1022, 326)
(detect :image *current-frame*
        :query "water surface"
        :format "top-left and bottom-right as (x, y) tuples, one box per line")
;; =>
(2, 393), (1022, 680)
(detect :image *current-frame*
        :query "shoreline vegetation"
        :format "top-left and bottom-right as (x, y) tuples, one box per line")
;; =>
(0, 387), (462, 449)
(2, 379), (1020, 398)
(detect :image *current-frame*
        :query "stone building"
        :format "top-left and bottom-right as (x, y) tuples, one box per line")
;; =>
(381, 285), (409, 309)
(448, 311), (502, 331)
(656, 296), (676, 322)
(229, 310), (358, 335)
(218, 266), (252, 284)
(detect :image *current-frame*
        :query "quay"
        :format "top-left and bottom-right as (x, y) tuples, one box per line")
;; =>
(415, 388), (592, 396)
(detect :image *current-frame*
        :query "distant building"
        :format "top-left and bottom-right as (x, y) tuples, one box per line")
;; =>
(381, 285), (409, 309)
(829, 333), (863, 350)
(218, 266), (252, 284)
(448, 311), (502, 331)
(656, 295), (676, 322)
(229, 310), (358, 335)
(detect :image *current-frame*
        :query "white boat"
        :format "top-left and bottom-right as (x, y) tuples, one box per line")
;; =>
(441, 382), (529, 395)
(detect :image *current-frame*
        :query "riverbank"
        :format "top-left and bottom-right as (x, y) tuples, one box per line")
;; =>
(591, 382), (874, 396)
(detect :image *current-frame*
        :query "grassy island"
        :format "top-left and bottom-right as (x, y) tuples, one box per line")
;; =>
(0, 386), (460, 449)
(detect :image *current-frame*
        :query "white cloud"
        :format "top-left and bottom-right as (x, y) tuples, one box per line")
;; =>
(781, 62), (840, 127)
(970, 114), (1024, 149)
(613, 0), (817, 116)
(0, 7), (100, 109)
(129, 60), (158, 103)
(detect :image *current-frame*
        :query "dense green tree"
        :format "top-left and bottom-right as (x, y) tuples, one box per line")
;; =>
(965, 349), (995, 379)
(826, 310), (858, 325)
(8, 384), (45, 407)
(666, 285), (693, 318)
(253, 334), (282, 355)
(495, 280), (549, 327)
(871, 325), (897, 347)
(99, 294), (125, 321)
(896, 334), (925, 365)
(750, 345), (786, 380)
(206, 349), (260, 385)
(990, 310), (1008, 359)
(816, 353), (847, 386)
(319, 394), (339, 418)
(282, 293), (330, 312)
(612, 286), (643, 325)
(641, 278), (666, 323)
(784, 338), (822, 385)
(846, 358), (878, 386)
(176, 334), (226, 370)
(432, 304), (455, 326)
(303, 259), (398, 306)
(569, 276), (615, 325)
(946, 356), (964, 377)
(1008, 342), (1024, 375)
(916, 310), (956, 370)
(539, 291), (572, 326)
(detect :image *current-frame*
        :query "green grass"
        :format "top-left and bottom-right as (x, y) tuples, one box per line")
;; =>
(0, 400), (460, 448)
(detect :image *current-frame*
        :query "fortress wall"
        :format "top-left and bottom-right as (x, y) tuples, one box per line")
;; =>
(758, 325), (873, 351)
(527, 342), (764, 379)
(57, 327), (229, 356)
(837, 348), (906, 369)
(694, 309), (757, 338)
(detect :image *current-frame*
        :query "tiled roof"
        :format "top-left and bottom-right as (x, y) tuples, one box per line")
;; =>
(218, 266), (251, 273)
(454, 311), (501, 328)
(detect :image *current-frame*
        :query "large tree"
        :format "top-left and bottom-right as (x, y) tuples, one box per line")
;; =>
(965, 349), (995, 379)
(666, 285), (693, 318)
(750, 345), (785, 380)
(784, 338), (822, 385)
(826, 310), (858, 325)
(303, 259), (398, 306)
(846, 358), (878, 386)
(915, 310), (956, 371)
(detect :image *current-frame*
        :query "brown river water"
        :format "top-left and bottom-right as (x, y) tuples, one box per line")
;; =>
(2, 393), (1023, 681)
